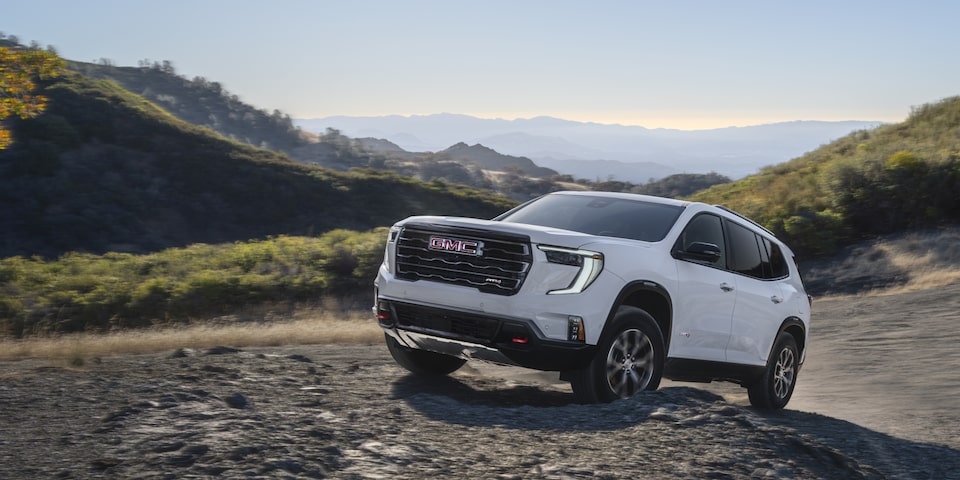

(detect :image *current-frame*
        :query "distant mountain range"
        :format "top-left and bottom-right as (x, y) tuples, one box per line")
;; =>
(295, 114), (882, 180)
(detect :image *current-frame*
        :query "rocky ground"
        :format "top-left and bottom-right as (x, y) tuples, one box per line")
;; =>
(2, 285), (959, 479)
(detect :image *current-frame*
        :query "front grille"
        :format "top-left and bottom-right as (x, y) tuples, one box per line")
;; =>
(395, 223), (531, 295)
(394, 303), (501, 343)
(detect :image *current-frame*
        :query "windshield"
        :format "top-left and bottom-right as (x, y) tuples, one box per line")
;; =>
(496, 194), (685, 242)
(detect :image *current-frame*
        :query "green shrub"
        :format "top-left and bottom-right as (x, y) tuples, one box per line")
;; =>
(0, 229), (388, 336)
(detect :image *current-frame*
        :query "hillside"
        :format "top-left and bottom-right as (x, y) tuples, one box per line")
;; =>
(690, 96), (960, 256)
(45, 59), (568, 199)
(27, 47), (727, 204)
(0, 69), (514, 258)
(435, 142), (557, 177)
(67, 59), (312, 153)
(64, 59), (521, 194)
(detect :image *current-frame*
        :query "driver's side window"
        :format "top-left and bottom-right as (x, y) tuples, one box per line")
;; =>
(679, 214), (726, 267)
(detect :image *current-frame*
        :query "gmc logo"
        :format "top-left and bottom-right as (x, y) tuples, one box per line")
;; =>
(429, 236), (483, 256)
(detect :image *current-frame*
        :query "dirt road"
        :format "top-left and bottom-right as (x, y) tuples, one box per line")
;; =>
(1, 285), (958, 479)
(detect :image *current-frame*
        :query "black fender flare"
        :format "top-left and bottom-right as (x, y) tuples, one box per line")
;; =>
(774, 316), (807, 363)
(600, 280), (673, 355)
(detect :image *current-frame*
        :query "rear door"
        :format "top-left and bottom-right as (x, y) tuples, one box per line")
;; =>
(724, 221), (790, 366)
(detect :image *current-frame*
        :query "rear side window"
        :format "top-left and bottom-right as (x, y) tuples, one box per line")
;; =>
(725, 220), (789, 280)
(763, 237), (789, 279)
(727, 221), (763, 277)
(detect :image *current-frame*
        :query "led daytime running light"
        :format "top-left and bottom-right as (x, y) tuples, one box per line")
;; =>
(538, 245), (604, 294)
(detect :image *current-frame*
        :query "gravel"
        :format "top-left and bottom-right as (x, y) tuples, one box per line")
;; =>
(2, 286), (959, 479)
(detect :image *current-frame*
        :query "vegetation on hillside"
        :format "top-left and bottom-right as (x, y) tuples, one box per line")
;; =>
(62, 56), (564, 199)
(691, 97), (960, 255)
(0, 70), (514, 258)
(0, 231), (385, 337)
(0, 46), (65, 148)
(69, 59), (310, 153)
(5, 36), (727, 204)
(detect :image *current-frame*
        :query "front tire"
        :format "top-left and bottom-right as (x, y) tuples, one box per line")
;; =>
(569, 307), (664, 403)
(384, 333), (466, 375)
(748, 332), (799, 410)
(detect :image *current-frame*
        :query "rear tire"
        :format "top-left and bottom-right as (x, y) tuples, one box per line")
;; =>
(384, 333), (466, 375)
(569, 307), (664, 403)
(748, 332), (799, 410)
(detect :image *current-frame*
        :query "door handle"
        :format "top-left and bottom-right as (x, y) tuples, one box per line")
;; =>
(720, 282), (734, 292)
(770, 295), (783, 304)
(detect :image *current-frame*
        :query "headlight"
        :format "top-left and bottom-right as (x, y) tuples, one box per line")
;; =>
(383, 226), (402, 273)
(538, 245), (604, 294)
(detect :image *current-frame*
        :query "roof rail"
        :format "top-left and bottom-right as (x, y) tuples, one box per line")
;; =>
(714, 205), (777, 237)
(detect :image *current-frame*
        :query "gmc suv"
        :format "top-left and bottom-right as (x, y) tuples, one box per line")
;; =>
(373, 191), (811, 409)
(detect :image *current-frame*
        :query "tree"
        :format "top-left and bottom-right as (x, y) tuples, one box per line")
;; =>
(0, 47), (65, 149)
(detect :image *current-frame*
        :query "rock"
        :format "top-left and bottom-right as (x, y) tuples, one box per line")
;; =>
(224, 393), (248, 409)
(204, 346), (241, 355)
(169, 348), (194, 358)
(286, 354), (313, 363)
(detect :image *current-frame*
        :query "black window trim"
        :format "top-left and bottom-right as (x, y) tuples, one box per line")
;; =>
(721, 217), (790, 282)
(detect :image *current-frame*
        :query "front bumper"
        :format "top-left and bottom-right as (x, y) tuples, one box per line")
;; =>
(376, 298), (596, 371)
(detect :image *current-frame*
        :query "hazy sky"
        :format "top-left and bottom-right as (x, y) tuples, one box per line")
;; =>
(4, 1), (959, 129)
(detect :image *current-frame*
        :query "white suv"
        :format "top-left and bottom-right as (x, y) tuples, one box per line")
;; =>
(373, 191), (811, 409)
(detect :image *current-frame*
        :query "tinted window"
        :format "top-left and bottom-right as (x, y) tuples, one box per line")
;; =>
(727, 221), (763, 278)
(677, 214), (726, 267)
(763, 237), (789, 279)
(497, 194), (684, 242)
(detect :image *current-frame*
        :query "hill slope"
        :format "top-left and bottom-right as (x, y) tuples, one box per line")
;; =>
(61, 60), (561, 196)
(0, 70), (514, 258)
(690, 96), (960, 255)
(67, 60), (311, 153)
(435, 142), (557, 177)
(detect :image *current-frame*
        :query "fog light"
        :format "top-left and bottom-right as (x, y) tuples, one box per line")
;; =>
(568, 316), (585, 342)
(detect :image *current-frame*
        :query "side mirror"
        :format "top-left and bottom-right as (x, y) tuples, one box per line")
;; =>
(674, 241), (722, 263)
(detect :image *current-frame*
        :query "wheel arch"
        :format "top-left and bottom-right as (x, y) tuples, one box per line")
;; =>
(603, 280), (673, 355)
(778, 317), (807, 359)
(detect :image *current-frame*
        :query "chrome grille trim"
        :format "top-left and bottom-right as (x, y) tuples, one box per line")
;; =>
(395, 223), (532, 295)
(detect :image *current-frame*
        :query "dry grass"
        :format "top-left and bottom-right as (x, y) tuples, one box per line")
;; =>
(807, 226), (960, 299)
(0, 307), (383, 363)
(863, 233), (960, 295)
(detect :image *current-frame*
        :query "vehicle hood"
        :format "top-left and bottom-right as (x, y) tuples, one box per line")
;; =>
(397, 215), (600, 249)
